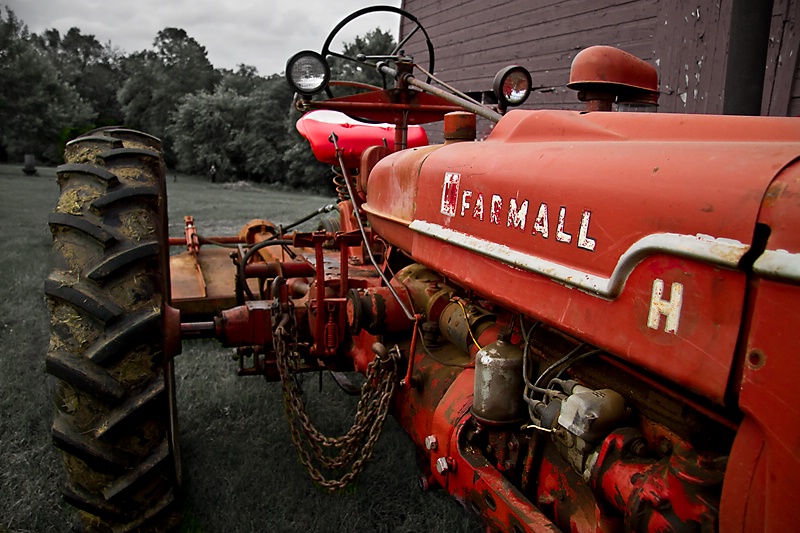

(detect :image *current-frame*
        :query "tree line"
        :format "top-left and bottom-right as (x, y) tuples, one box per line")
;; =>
(0, 6), (394, 192)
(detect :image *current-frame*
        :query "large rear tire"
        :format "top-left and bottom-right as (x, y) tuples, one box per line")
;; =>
(45, 128), (181, 532)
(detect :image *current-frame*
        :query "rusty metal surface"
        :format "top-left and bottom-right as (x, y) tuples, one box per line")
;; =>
(751, 160), (800, 283)
(244, 261), (315, 280)
(391, 340), (470, 454)
(215, 302), (272, 347)
(161, 28), (800, 530)
(536, 450), (597, 531)
(163, 304), (182, 359)
(170, 253), (206, 302)
(589, 429), (723, 531)
(393, 351), (561, 532)
(719, 165), (800, 529)
(455, 438), (561, 533)
(364, 109), (800, 404)
(568, 45), (658, 98)
(443, 111), (477, 142)
(170, 247), (238, 317)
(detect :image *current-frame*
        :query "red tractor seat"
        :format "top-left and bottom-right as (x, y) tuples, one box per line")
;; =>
(296, 110), (428, 167)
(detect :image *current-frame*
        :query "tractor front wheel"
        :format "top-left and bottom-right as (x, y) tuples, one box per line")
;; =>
(45, 128), (181, 531)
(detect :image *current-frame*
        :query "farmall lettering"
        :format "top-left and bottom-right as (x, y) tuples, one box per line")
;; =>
(440, 172), (597, 251)
(440, 172), (687, 337)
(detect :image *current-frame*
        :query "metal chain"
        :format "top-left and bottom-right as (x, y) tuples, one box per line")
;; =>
(272, 298), (398, 491)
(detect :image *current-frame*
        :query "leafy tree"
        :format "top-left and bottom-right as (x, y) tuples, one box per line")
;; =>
(170, 75), (294, 181)
(169, 88), (239, 177)
(118, 27), (218, 164)
(328, 28), (397, 96)
(281, 129), (331, 191)
(217, 64), (267, 96)
(32, 27), (125, 125)
(117, 50), (162, 135)
(153, 28), (218, 92)
(170, 69), (335, 191)
(0, 7), (93, 163)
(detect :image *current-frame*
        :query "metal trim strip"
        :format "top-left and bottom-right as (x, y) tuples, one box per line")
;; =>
(409, 220), (749, 298)
(752, 250), (800, 283)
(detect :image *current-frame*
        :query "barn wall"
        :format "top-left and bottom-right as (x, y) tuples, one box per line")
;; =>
(654, 1), (732, 113)
(764, 0), (800, 115)
(399, 0), (799, 115)
(401, 0), (659, 110)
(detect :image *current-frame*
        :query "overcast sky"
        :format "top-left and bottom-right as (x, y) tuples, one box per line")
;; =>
(6, 0), (403, 76)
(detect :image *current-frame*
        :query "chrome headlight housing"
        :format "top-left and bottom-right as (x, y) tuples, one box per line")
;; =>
(493, 65), (532, 108)
(286, 50), (331, 96)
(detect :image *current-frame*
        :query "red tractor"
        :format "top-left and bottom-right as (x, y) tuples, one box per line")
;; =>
(45, 7), (800, 532)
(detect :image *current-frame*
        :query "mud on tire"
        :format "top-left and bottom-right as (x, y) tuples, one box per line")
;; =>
(45, 128), (181, 532)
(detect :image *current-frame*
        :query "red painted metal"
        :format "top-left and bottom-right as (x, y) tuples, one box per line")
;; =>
(537, 452), (598, 531)
(182, 215), (200, 254)
(163, 304), (183, 359)
(346, 284), (415, 335)
(215, 302), (272, 347)
(296, 110), (428, 167)
(428, 370), (556, 532)
(243, 261), (315, 280)
(238, 219), (279, 245)
(568, 46), (659, 106)
(364, 110), (800, 404)
(301, 88), (466, 125)
(168, 214), (244, 250)
(590, 429), (723, 531)
(335, 200), (364, 263)
(168, 235), (242, 247)
(163, 32), (800, 532)
(401, 316), (422, 388)
(719, 161), (800, 531)
(443, 111), (477, 142)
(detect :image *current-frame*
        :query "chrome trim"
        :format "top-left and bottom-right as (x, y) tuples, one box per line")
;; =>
(408, 220), (749, 298)
(753, 249), (800, 284)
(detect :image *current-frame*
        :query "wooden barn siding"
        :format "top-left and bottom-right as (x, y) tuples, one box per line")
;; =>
(764, 0), (800, 115)
(401, 0), (658, 110)
(654, 1), (732, 113)
(401, 0), (800, 116)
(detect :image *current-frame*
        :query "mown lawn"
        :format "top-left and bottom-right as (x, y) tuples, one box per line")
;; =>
(0, 163), (481, 533)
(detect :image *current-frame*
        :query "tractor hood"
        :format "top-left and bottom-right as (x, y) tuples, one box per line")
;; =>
(362, 109), (800, 404)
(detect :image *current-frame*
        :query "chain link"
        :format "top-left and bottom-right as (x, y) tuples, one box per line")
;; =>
(272, 298), (399, 491)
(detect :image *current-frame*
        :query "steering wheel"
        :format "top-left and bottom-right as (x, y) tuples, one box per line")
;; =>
(320, 6), (436, 98)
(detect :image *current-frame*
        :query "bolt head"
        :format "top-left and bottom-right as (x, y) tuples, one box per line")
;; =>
(425, 435), (438, 450)
(417, 476), (430, 491)
(630, 438), (648, 457)
(435, 456), (450, 474)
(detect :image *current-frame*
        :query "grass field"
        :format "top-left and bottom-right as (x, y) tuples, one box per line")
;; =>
(0, 163), (482, 532)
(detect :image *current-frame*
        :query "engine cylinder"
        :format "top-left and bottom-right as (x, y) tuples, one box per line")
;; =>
(472, 330), (525, 425)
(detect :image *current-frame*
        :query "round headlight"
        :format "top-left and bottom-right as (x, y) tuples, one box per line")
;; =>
(286, 51), (331, 96)
(493, 65), (532, 108)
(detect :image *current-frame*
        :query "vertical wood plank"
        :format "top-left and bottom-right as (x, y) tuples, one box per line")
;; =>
(654, 1), (732, 114)
(763, 0), (800, 115)
(399, 0), (795, 115)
